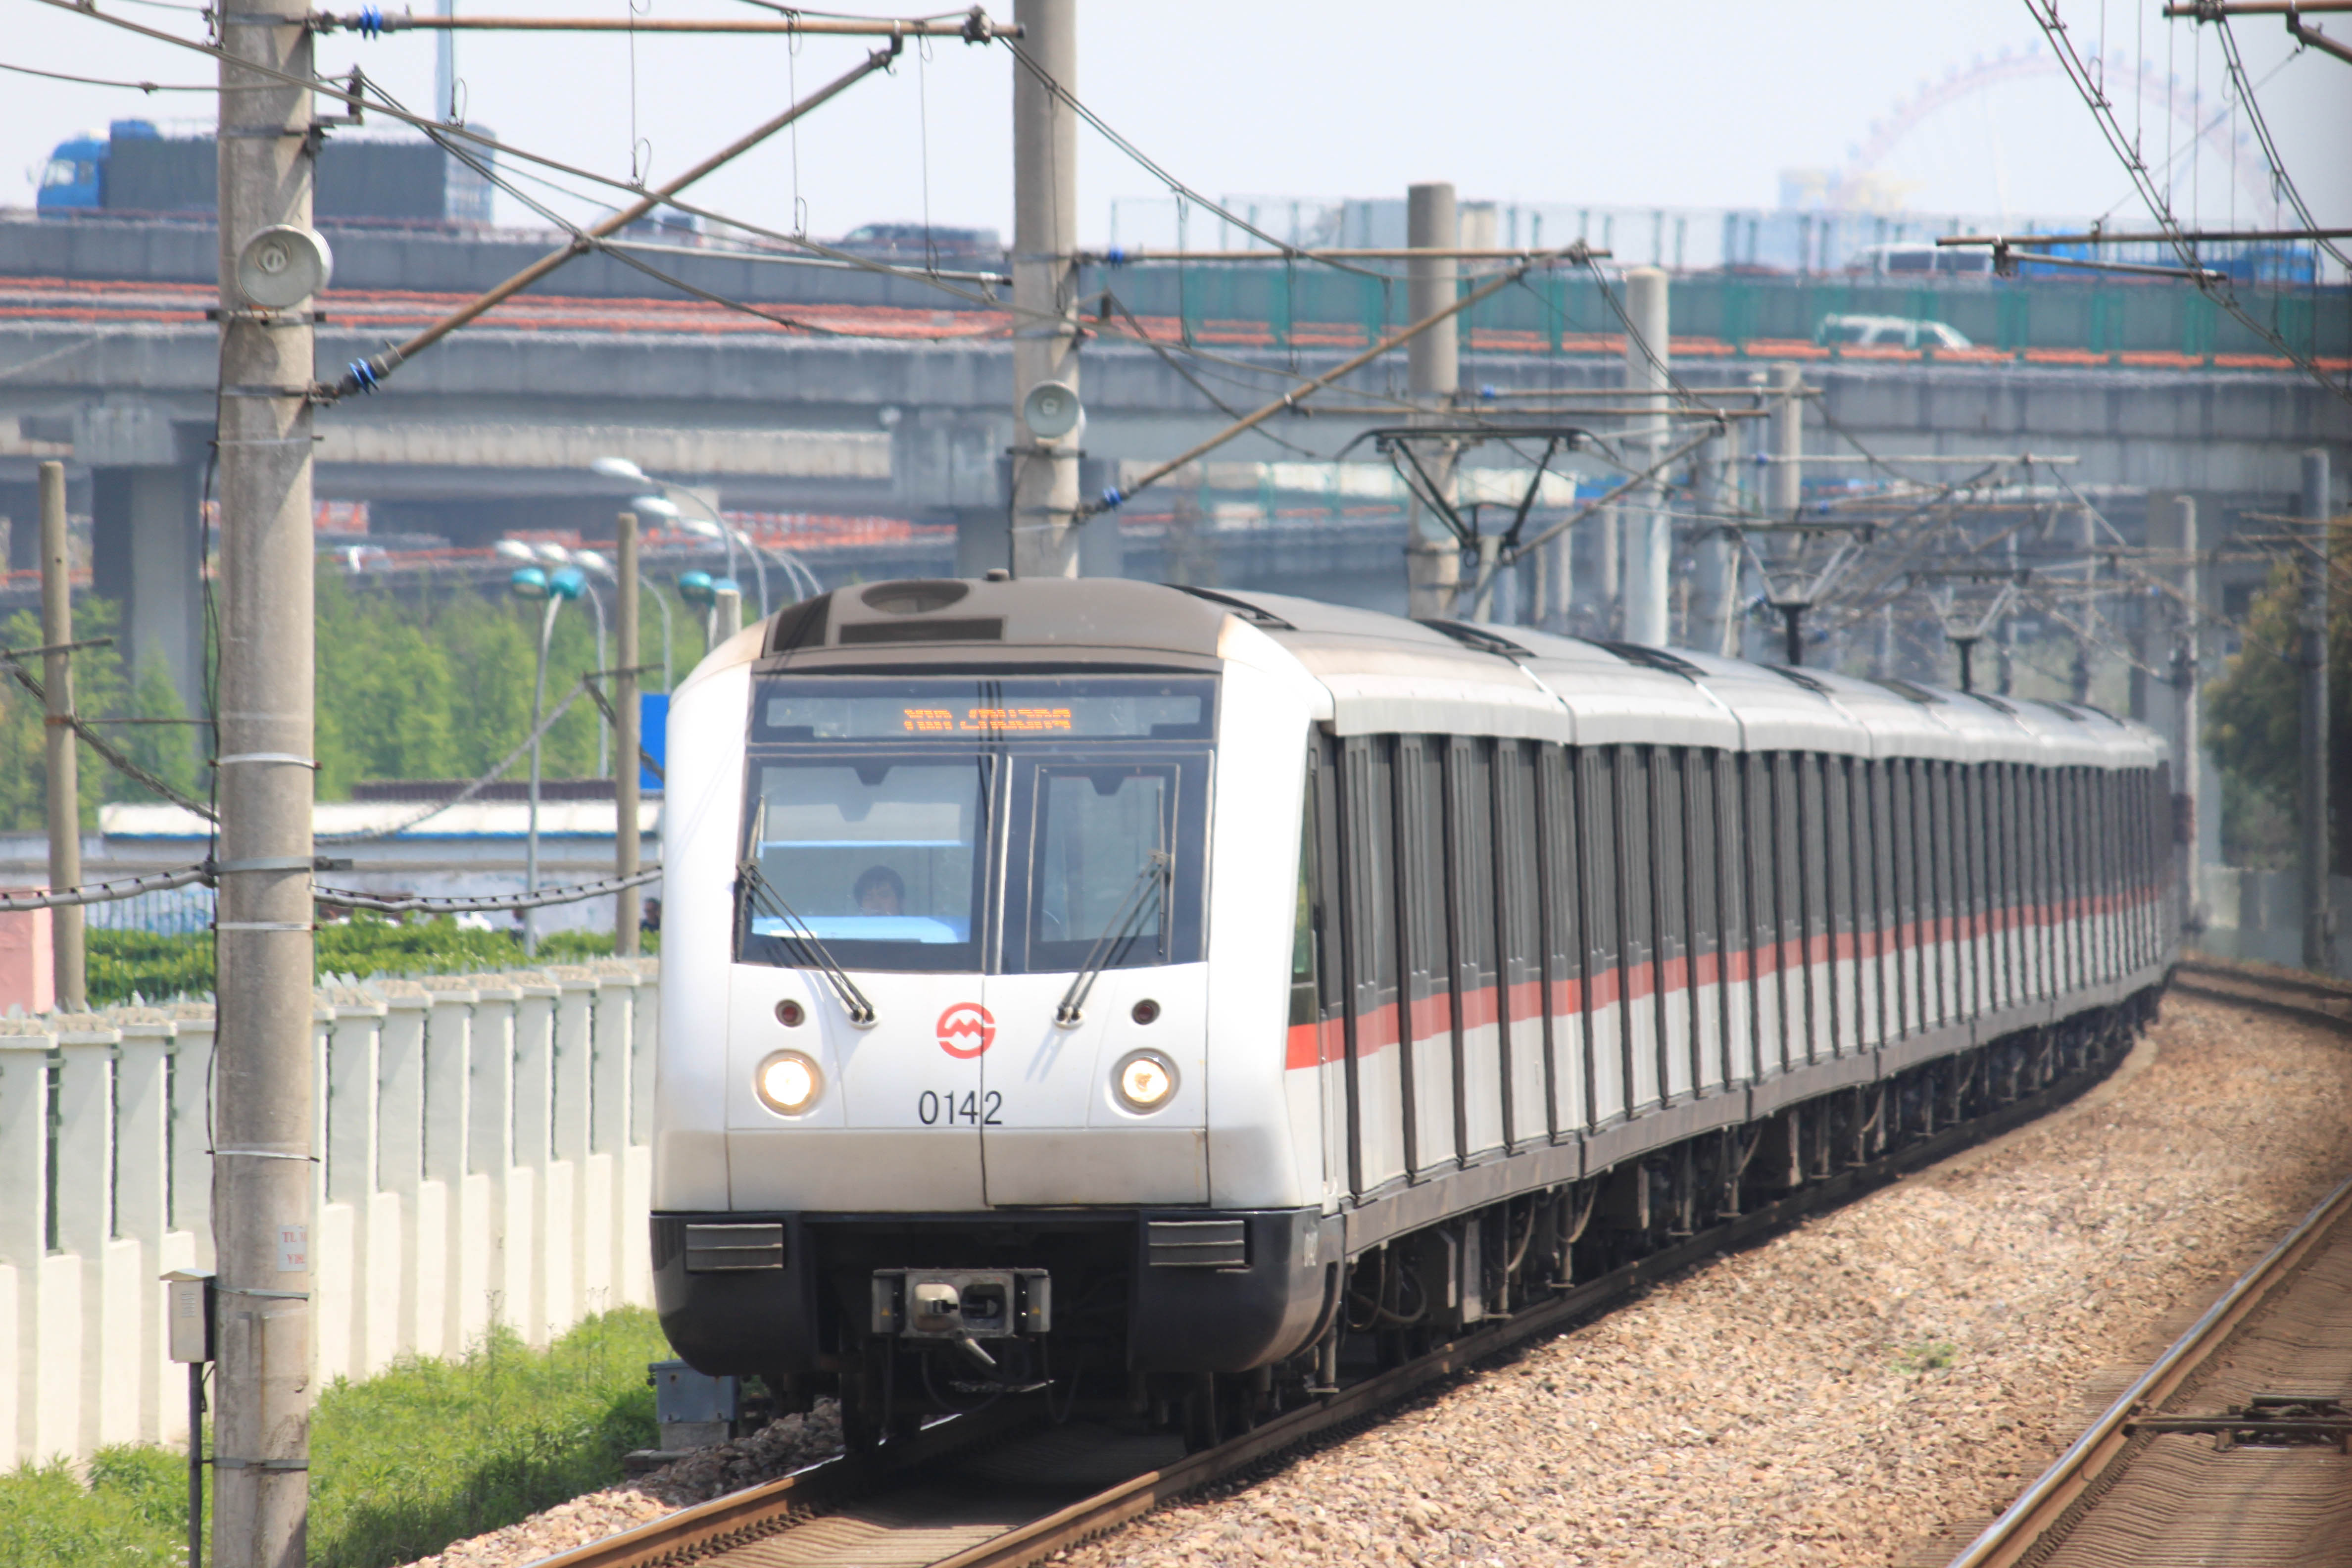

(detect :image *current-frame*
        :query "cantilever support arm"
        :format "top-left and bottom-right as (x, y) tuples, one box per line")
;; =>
(322, 38), (903, 400)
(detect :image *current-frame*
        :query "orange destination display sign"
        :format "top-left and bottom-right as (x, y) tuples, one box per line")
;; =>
(901, 706), (1075, 734)
(755, 678), (1214, 742)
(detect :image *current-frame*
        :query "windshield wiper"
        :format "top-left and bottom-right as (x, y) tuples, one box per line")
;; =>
(738, 801), (877, 1026)
(1055, 848), (1172, 1026)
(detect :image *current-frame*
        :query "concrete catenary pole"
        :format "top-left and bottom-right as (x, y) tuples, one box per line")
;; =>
(1688, 431), (1736, 656)
(1403, 181), (1460, 618)
(38, 460), (84, 1011)
(1764, 363), (1803, 660)
(1620, 267), (1671, 645)
(615, 511), (641, 957)
(1010, 0), (1080, 580)
(213, 0), (318, 1561)
(2162, 494), (2202, 928)
(2303, 449), (2334, 973)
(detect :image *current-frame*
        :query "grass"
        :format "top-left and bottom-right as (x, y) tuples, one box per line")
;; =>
(86, 917), (659, 1007)
(1894, 1337), (1959, 1374)
(0, 1306), (672, 1568)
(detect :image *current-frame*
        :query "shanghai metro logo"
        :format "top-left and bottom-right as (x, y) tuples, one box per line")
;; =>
(936, 1002), (996, 1059)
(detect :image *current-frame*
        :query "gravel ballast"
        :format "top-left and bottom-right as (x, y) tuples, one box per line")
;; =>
(399, 995), (2352, 1568)
(1064, 996), (2352, 1568)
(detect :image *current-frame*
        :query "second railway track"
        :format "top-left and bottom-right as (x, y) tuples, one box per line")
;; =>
(530, 1043), (2138, 1568)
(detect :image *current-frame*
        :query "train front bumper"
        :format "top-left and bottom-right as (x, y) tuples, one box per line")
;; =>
(651, 1206), (1342, 1378)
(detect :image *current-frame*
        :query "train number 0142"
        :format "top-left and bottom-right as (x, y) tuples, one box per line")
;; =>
(917, 1090), (1003, 1126)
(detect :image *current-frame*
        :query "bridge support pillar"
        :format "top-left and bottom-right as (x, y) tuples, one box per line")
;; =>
(91, 462), (206, 720)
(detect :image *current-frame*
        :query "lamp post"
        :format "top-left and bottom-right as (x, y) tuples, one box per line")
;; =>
(678, 569), (741, 651)
(509, 563), (583, 956)
(591, 452), (822, 620)
(534, 545), (609, 775)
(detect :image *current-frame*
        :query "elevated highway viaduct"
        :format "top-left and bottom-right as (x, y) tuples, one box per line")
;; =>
(0, 247), (2342, 711)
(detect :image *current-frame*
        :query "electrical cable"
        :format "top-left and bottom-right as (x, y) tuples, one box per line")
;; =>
(995, 35), (1386, 281)
(2022, 0), (2350, 405)
(0, 58), (214, 91)
(2209, 16), (2351, 270)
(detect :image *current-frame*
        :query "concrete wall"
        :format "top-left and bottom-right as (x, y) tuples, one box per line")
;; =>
(0, 958), (658, 1467)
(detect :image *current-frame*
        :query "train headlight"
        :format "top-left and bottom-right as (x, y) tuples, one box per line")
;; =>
(1113, 1049), (1177, 1113)
(755, 1050), (823, 1116)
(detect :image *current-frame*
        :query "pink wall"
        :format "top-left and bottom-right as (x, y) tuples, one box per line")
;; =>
(0, 899), (54, 1015)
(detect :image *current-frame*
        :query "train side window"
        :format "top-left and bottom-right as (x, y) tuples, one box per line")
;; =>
(1653, 747), (1692, 1099)
(1796, 751), (1830, 1060)
(1397, 736), (1457, 1174)
(1685, 748), (1722, 1087)
(1536, 742), (1584, 1135)
(1773, 752), (1805, 1059)
(1493, 740), (1547, 1147)
(1445, 736), (1502, 1158)
(1743, 751), (1779, 1074)
(1823, 754), (1855, 1055)
(1711, 749), (1749, 1084)
(1618, 745), (1662, 1112)
(1578, 746), (1625, 1123)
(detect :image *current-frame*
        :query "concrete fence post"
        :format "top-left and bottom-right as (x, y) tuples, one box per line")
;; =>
(507, 975), (561, 1343)
(0, 1022), (57, 1469)
(167, 1003), (216, 1268)
(114, 1014), (178, 1443)
(321, 995), (385, 1379)
(56, 1017), (140, 1454)
(465, 981), (519, 1339)
(550, 970), (601, 1323)
(421, 980), (482, 1356)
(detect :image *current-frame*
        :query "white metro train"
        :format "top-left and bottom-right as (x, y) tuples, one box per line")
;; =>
(651, 579), (2176, 1446)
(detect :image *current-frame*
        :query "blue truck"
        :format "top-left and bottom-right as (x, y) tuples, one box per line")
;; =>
(37, 118), (493, 223)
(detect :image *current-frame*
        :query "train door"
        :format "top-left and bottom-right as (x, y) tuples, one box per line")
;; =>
(980, 750), (1210, 1208)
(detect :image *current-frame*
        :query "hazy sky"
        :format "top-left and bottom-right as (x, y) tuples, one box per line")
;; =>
(4, 0), (2345, 247)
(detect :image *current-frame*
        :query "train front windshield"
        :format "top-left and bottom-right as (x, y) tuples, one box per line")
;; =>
(737, 675), (1214, 974)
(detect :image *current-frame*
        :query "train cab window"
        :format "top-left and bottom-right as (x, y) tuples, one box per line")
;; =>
(739, 672), (1215, 975)
(1026, 765), (1177, 969)
(740, 758), (990, 970)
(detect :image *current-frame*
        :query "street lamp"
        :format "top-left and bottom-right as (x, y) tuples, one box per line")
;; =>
(592, 452), (826, 620)
(678, 569), (743, 648)
(509, 562), (583, 957)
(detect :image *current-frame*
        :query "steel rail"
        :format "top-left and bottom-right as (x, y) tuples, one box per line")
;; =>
(1945, 1170), (2352, 1568)
(504, 1037), (2136, 1568)
(2170, 957), (2352, 1035)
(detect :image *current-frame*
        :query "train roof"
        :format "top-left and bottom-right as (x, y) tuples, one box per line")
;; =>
(719, 579), (2161, 768)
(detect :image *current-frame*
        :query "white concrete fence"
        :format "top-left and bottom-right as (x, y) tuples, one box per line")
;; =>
(0, 959), (659, 1468)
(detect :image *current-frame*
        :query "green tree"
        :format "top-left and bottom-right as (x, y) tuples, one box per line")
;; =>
(2203, 525), (2352, 872)
(0, 597), (197, 833)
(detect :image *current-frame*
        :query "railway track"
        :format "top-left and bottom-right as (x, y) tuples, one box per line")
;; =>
(531, 1045), (2133, 1568)
(1945, 964), (2352, 1568)
(1946, 1171), (2352, 1568)
(2172, 956), (2352, 1033)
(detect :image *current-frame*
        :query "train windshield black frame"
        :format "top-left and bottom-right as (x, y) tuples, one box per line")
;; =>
(740, 674), (1215, 975)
